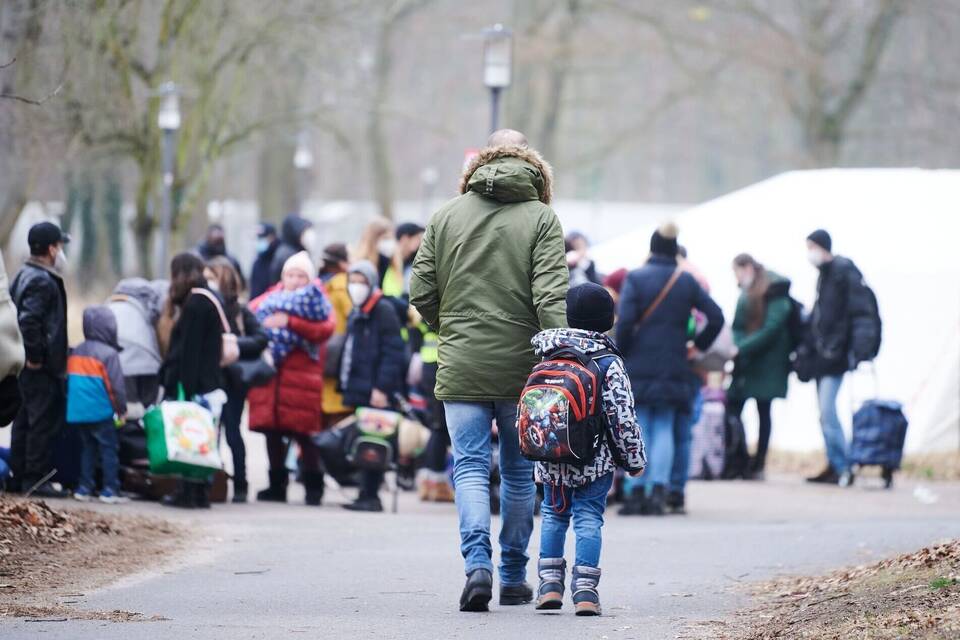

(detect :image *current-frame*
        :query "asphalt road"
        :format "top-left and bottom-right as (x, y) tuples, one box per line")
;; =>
(2, 471), (958, 640)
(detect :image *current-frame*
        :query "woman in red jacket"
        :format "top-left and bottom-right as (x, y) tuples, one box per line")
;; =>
(248, 252), (335, 505)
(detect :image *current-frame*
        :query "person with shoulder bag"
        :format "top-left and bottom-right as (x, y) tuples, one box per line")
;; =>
(205, 257), (269, 503)
(159, 253), (229, 508)
(614, 223), (723, 516)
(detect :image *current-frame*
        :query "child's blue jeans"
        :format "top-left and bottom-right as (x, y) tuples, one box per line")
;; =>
(539, 473), (614, 568)
(76, 420), (120, 494)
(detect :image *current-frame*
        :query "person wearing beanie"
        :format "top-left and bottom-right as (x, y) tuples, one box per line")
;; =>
(247, 250), (334, 507)
(649, 221), (679, 258)
(566, 283), (615, 334)
(339, 260), (406, 513)
(614, 222), (724, 516)
(803, 229), (876, 487)
(528, 284), (645, 616)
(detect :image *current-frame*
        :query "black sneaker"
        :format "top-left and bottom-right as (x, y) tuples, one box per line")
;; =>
(460, 569), (493, 612)
(665, 490), (686, 515)
(30, 481), (68, 499)
(499, 582), (533, 606)
(806, 467), (840, 485)
(342, 497), (383, 512)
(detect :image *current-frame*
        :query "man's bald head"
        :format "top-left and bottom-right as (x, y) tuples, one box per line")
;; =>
(487, 129), (528, 148)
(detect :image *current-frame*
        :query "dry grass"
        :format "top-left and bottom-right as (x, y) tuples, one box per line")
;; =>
(0, 496), (182, 622)
(713, 540), (960, 639)
(765, 449), (960, 482)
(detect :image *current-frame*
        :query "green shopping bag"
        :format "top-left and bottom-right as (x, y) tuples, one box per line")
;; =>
(144, 385), (222, 479)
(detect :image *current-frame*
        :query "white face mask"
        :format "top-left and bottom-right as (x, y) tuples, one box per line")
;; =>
(738, 274), (754, 290)
(378, 237), (397, 258)
(300, 228), (317, 253)
(807, 249), (825, 268)
(53, 248), (68, 273)
(256, 238), (270, 254)
(348, 283), (371, 307)
(206, 279), (220, 293)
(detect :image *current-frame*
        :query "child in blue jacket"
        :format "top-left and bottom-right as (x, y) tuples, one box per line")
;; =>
(67, 306), (127, 503)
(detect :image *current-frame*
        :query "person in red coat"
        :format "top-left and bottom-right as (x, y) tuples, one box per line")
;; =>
(248, 251), (335, 505)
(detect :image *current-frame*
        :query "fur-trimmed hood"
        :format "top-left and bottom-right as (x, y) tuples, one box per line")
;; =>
(459, 144), (554, 205)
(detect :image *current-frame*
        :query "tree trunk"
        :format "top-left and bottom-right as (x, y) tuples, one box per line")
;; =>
(133, 172), (155, 278)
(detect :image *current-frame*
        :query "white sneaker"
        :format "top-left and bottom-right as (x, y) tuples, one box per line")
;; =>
(99, 492), (130, 504)
(73, 491), (93, 502)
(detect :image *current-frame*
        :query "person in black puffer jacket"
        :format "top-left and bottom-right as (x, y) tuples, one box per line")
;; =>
(339, 260), (406, 512)
(804, 229), (875, 486)
(614, 223), (723, 515)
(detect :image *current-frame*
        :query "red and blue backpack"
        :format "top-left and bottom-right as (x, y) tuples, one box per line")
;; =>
(516, 346), (616, 466)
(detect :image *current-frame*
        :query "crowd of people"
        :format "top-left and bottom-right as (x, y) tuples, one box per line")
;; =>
(0, 128), (880, 614)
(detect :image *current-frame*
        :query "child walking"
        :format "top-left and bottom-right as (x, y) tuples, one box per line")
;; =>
(531, 283), (645, 615)
(66, 306), (128, 503)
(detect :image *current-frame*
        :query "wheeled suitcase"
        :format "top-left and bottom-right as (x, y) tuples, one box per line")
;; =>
(850, 400), (907, 488)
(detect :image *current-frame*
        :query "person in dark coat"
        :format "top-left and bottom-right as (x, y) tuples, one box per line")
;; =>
(805, 229), (873, 486)
(195, 224), (246, 291)
(267, 214), (315, 287)
(613, 222), (723, 515)
(9, 222), (70, 498)
(205, 257), (268, 503)
(339, 260), (406, 512)
(728, 254), (794, 479)
(159, 252), (225, 509)
(249, 222), (279, 299)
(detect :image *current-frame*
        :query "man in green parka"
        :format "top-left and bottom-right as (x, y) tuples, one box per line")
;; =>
(728, 254), (795, 479)
(410, 129), (568, 612)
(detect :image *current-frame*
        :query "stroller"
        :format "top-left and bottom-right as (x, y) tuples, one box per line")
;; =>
(314, 394), (431, 513)
(105, 279), (179, 499)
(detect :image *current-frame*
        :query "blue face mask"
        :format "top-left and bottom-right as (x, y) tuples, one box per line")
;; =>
(256, 238), (270, 254)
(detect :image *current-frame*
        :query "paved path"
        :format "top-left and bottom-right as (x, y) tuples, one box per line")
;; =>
(3, 472), (958, 640)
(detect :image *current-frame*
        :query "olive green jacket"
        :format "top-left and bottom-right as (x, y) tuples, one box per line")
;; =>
(410, 145), (568, 401)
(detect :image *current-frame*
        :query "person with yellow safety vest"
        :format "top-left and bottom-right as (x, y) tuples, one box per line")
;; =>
(380, 222), (425, 342)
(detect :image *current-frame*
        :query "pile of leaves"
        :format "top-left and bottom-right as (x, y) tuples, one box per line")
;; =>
(0, 497), (118, 557)
(727, 539), (960, 639)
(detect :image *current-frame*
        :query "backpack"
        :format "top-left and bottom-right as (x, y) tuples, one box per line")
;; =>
(517, 347), (611, 465)
(785, 296), (807, 350)
(850, 283), (882, 364)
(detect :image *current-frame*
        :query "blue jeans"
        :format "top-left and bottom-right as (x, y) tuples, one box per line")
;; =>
(817, 375), (848, 473)
(444, 401), (535, 586)
(77, 420), (120, 494)
(670, 391), (703, 495)
(623, 404), (676, 496)
(539, 473), (613, 568)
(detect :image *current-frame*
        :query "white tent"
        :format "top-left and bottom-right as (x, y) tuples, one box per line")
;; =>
(593, 169), (960, 454)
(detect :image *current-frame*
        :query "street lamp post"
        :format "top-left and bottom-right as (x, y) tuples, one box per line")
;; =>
(156, 82), (180, 275)
(293, 132), (315, 215)
(482, 24), (513, 134)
